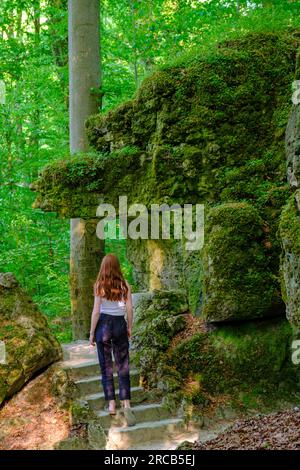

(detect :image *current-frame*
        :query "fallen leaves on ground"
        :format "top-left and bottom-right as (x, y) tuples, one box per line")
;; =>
(193, 409), (300, 450)
(0, 368), (70, 450)
(170, 314), (208, 348)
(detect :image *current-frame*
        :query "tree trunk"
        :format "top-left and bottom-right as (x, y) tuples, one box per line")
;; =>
(30, 1), (40, 150)
(70, 218), (104, 339)
(69, 0), (101, 150)
(68, 0), (104, 339)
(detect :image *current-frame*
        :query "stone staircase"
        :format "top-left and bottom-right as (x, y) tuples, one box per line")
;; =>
(61, 341), (200, 450)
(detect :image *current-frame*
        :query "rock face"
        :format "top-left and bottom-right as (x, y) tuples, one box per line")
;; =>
(279, 189), (300, 328)
(0, 273), (62, 405)
(131, 290), (188, 387)
(29, 30), (300, 403)
(202, 203), (284, 322)
(0, 273), (18, 289)
(286, 105), (300, 188)
(126, 238), (185, 291)
(279, 95), (300, 329)
(31, 31), (300, 320)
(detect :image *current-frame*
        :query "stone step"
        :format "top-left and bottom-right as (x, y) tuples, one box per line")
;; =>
(75, 370), (140, 396)
(104, 418), (185, 450)
(128, 430), (200, 450)
(94, 403), (171, 428)
(62, 341), (98, 361)
(86, 386), (144, 411)
(61, 359), (101, 381)
(60, 339), (196, 451)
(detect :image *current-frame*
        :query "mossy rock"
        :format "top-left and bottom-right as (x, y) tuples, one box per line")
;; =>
(202, 202), (284, 322)
(30, 30), (299, 316)
(0, 273), (62, 405)
(49, 363), (79, 409)
(70, 399), (94, 425)
(279, 190), (300, 327)
(134, 289), (188, 322)
(131, 290), (188, 386)
(54, 435), (90, 450)
(156, 364), (183, 393)
(31, 31), (299, 217)
(286, 103), (300, 188)
(176, 440), (194, 450)
(169, 317), (298, 395)
(126, 237), (186, 292)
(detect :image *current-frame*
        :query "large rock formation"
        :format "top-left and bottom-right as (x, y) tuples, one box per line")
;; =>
(31, 31), (300, 320)
(30, 30), (300, 403)
(202, 203), (284, 322)
(278, 46), (300, 329)
(131, 289), (188, 385)
(280, 194), (300, 329)
(0, 273), (62, 405)
(286, 104), (300, 188)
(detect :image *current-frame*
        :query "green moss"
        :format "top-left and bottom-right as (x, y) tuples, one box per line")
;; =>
(279, 191), (300, 327)
(0, 377), (7, 403)
(132, 290), (187, 386)
(169, 318), (296, 395)
(30, 30), (300, 317)
(70, 399), (93, 425)
(279, 192), (300, 256)
(32, 31), (299, 218)
(0, 282), (62, 405)
(182, 250), (203, 315)
(202, 203), (284, 321)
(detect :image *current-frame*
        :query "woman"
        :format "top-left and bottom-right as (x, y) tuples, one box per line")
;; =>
(89, 253), (136, 426)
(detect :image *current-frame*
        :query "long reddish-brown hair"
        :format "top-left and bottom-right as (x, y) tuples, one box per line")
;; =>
(94, 253), (128, 301)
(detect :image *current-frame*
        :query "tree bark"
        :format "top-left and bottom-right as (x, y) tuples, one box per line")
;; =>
(70, 218), (104, 339)
(68, 0), (104, 339)
(69, 0), (101, 150)
(30, 1), (41, 151)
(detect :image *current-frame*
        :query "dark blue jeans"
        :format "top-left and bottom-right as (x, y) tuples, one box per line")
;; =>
(95, 313), (131, 401)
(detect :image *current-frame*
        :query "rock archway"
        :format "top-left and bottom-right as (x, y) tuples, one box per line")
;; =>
(30, 31), (300, 401)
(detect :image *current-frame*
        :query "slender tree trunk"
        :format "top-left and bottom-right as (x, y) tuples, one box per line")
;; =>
(99, 0), (103, 109)
(68, 0), (104, 339)
(30, 1), (41, 150)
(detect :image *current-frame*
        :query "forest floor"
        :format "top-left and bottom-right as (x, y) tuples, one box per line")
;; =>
(192, 408), (300, 450)
(0, 369), (70, 450)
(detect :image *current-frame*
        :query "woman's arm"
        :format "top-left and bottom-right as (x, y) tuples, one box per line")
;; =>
(125, 282), (133, 338)
(89, 294), (101, 346)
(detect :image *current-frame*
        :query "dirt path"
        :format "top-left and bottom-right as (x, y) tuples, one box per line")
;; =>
(0, 368), (69, 450)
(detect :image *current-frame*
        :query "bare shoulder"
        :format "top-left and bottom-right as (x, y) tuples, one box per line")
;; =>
(125, 280), (132, 292)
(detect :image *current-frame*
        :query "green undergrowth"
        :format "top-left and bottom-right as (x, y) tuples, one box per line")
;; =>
(159, 317), (300, 418)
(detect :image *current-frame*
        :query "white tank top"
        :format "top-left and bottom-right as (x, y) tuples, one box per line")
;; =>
(100, 297), (126, 316)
